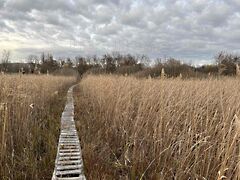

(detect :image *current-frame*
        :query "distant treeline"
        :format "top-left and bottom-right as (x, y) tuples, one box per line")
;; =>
(1, 50), (240, 78)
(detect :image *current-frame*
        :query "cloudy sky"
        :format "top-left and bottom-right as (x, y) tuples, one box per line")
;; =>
(1, 0), (240, 64)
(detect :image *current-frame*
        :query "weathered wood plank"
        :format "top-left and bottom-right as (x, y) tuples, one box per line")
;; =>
(52, 85), (86, 180)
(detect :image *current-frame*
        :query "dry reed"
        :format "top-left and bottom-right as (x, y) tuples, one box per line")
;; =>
(0, 74), (76, 179)
(75, 75), (240, 179)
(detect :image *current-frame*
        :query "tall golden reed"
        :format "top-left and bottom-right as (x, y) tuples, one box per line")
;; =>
(0, 74), (76, 179)
(75, 75), (240, 179)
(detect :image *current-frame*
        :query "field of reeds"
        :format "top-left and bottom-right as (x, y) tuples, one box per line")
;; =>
(0, 74), (76, 179)
(75, 75), (240, 179)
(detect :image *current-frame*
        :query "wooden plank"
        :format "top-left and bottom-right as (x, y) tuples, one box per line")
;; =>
(59, 152), (81, 156)
(58, 156), (81, 161)
(57, 160), (82, 165)
(57, 165), (82, 171)
(59, 149), (80, 153)
(54, 176), (85, 180)
(52, 85), (86, 180)
(56, 169), (82, 176)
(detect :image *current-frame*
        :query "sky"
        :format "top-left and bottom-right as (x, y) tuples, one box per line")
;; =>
(0, 0), (240, 64)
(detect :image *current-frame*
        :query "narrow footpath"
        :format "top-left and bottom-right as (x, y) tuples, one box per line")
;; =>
(52, 85), (86, 180)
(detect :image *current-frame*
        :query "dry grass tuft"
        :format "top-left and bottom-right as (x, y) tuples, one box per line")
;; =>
(0, 74), (76, 179)
(75, 75), (240, 179)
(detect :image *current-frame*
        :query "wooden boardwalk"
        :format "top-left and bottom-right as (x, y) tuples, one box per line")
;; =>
(52, 85), (86, 180)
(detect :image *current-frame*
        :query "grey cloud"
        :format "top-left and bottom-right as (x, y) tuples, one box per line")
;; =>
(0, 0), (5, 8)
(5, 0), (76, 12)
(1, 0), (240, 64)
(197, 2), (233, 27)
(120, 6), (144, 26)
(91, 5), (114, 24)
(0, 9), (34, 21)
(96, 20), (122, 35)
(229, 0), (240, 8)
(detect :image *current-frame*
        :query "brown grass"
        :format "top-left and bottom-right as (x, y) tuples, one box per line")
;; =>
(0, 74), (76, 179)
(75, 75), (240, 179)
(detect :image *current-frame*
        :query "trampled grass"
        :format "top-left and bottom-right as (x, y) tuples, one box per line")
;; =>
(0, 74), (76, 179)
(75, 75), (240, 179)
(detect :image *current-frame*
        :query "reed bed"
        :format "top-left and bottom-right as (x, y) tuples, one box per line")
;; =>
(0, 74), (76, 179)
(75, 75), (240, 179)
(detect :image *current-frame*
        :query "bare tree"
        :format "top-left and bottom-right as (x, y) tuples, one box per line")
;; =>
(155, 58), (162, 66)
(101, 54), (116, 73)
(138, 54), (150, 66)
(27, 55), (39, 73)
(1, 50), (11, 72)
(28, 54), (39, 64)
(215, 51), (240, 76)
